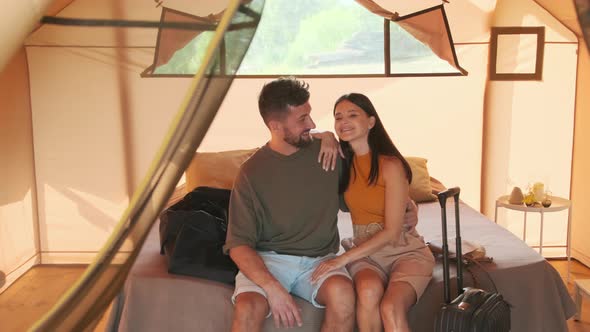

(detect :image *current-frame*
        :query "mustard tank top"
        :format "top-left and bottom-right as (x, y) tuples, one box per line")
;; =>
(343, 152), (387, 226)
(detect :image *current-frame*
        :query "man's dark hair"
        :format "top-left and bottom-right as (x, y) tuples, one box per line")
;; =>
(258, 76), (310, 126)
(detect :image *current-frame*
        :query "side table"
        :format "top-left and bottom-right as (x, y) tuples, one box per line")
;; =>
(494, 195), (572, 282)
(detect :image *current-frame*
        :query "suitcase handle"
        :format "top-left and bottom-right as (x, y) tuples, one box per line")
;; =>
(437, 187), (463, 304)
(437, 187), (460, 205)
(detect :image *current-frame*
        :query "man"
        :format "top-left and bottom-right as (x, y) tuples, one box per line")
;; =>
(224, 77), (418, 331)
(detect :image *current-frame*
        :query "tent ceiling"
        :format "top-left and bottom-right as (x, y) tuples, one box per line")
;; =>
(23, 0), (582, 46)
(30, 0), (75, 32)
(39, 0), (581, 39)
(46, 0), (76, 16)
(373, 0), (496, 17)
(14, 0), (587, 64)
(28, 0), (497, 47)
(26, 0), (230, 47)
(534, 0), (582, 36)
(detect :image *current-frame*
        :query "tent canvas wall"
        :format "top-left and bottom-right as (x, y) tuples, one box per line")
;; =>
(1, 0), (589, 300)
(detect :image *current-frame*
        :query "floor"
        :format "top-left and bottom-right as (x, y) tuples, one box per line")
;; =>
(0, 265), (112, 332)
(553, 259), (590, 332)
(0, 260), (589, 331)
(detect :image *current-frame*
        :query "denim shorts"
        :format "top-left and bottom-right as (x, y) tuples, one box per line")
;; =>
(232, 251), (351, 309)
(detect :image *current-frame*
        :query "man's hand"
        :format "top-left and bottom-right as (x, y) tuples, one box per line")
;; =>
(404, 199), (419, 230)
(230, 246), (302, 328)
(313, 131), (344, 171)
(310, 256), (348, 284)
(264, 281), (303, 329)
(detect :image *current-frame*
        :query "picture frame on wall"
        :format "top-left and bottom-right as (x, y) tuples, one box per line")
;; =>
(489, 26), (545, 81)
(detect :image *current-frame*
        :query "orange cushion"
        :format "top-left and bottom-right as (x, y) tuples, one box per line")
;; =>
(185, 148), (258, 192)
(406, 157), (437, 203)
(185, 150), (438, 203)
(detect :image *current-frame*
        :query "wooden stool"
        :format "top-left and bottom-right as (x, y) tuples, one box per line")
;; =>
(574, 279), (590, 320)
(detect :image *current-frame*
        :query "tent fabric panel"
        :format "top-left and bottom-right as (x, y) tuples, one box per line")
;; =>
(0, 0), (54, 72)
(123, 52), (191, 189)
(153, 8), (213, 70)
(504, 45), (575, 255)
(23, 43), (202, 258)
(496, 33), (540, 74)
(482, 43), (577, 238)
(371, 0), (462, 18)
(0, 49), (39, 293)
(534, 0), (583, 36)
(44, 0), (76, 17)
(25, 0), (229, 47)
(355, 1), (465, 73)
(27, 46), (132, 253)
(442, 0), (496, 43)
(26, 0), (160, 47)
(25, 0), (497, 48)
(397, 8), (462, 71)
(23, 0), (576, 46)
(571, 40), (590, 266)
(493, 0), (577, 42)
(368, 0), (497, 43)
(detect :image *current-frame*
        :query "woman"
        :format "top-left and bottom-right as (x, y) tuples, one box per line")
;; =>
(311, 93), (434, 332)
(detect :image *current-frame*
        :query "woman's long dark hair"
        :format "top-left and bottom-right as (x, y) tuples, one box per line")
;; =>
(334, 93), (412, 194)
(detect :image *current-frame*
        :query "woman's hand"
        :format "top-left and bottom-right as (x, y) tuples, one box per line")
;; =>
(312, 131), (344, 171)
(404, 199), (419, 230)
(311, 255), (349, 283)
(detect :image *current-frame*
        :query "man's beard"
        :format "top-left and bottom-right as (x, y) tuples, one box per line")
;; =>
(283, 128), (312, 148)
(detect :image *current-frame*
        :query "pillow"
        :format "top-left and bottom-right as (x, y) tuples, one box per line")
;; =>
(185, 148), (258, 192)
(406, 157), (437, 203)
(184, 149), (438, 203)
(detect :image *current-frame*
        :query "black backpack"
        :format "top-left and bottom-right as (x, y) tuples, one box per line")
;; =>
(159, 186), (238, 285)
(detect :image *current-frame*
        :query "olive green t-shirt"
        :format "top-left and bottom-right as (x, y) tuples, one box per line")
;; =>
(224, 140), (340, 257)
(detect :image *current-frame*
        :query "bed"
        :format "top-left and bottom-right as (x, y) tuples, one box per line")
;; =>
(106, 150), (576, 332)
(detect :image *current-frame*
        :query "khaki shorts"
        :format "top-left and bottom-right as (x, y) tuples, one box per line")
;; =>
(344, 223), (435, 301)
(346, 246), (435, 300)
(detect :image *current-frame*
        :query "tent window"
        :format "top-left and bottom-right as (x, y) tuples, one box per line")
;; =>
(388, 22), (458, 74)
(143, 0), (465, 77)
(388, 6), (463, 75)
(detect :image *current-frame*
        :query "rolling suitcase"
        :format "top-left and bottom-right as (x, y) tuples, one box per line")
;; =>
(434, 187), (511, 332)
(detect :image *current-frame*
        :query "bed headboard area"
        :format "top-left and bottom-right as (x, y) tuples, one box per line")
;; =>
(184, 148), (444, 203)
(185, 148), (258, 192)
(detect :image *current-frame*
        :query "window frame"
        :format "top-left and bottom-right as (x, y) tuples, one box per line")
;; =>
(142, 4), (467, 78)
